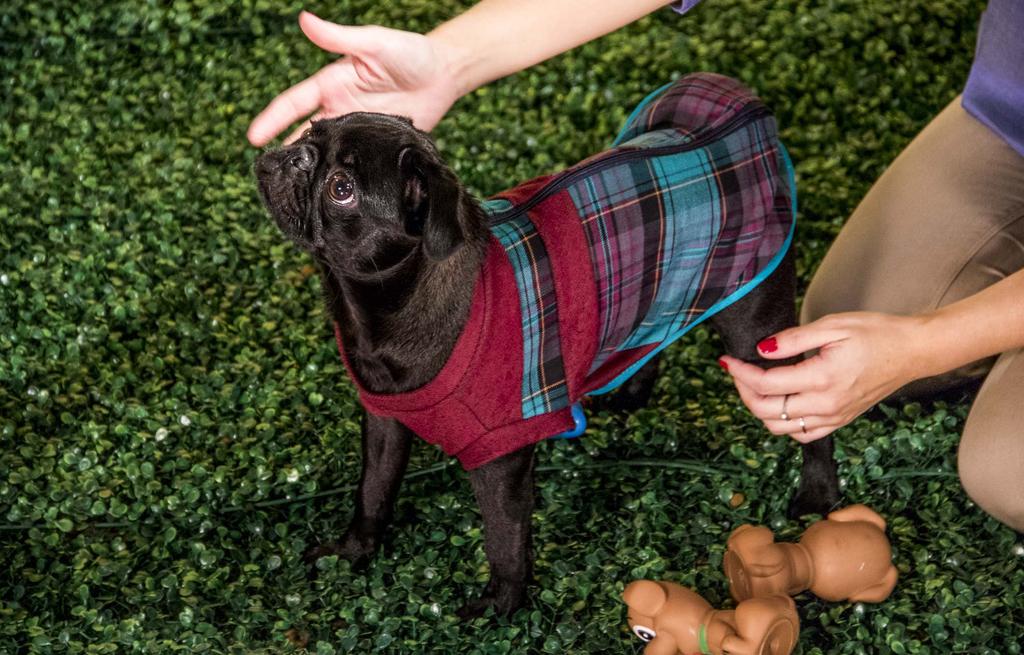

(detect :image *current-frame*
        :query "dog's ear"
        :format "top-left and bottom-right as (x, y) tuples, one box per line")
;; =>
(399, 145), (465, 261)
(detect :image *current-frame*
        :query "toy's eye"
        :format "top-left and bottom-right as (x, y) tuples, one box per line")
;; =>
(632, 625), (656, 642)
(326, 172), (356, 206)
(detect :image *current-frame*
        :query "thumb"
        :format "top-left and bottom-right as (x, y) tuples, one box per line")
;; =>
(299, 11), (384, 57)
(756, 318), (846, 360)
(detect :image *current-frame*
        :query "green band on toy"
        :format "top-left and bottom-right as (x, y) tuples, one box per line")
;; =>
(698, 624), (711, 655)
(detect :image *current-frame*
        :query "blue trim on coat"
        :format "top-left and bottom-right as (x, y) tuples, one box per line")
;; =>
(612, 82), (675, 147)
(552, 402), (588, 439)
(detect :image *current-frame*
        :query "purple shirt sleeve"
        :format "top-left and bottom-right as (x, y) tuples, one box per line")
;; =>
(962, 0), (1024, 159)
(670, 0), (703, 14)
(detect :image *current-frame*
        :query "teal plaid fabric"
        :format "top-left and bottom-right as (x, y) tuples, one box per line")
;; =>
(488, 215), (569, 417)
(485, 73), (794, 418)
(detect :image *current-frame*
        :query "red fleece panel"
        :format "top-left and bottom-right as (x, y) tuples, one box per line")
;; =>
(450, 238), (525, 433)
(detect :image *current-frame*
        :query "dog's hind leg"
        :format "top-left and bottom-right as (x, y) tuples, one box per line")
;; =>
(709, 248), (841, 518)
(304, 411), (412, 565)
(457, 445), (535, 619)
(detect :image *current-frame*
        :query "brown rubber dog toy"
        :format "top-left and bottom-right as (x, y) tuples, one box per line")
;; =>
(623, 580), (798, 655)
(725, 504), (899, 603)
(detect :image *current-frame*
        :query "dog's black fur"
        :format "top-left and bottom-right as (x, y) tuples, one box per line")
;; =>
(255, 113), (841, 618)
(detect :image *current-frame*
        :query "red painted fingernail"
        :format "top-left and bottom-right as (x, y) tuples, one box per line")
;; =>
(718, 358), (729, 372)
(758, 337), (778, 353)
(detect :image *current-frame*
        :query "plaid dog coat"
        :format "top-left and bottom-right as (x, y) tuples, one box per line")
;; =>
(337, 73), (796, 469)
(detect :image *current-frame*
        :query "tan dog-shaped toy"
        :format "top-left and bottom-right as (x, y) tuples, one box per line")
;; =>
(623, 580), (798, 655)
(724, 504), (898, 603)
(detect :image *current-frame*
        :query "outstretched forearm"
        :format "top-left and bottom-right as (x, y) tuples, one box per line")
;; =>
(248, 1), (680, 144)
(429, 0), (676, 97)
(912, 268), (1024, 379)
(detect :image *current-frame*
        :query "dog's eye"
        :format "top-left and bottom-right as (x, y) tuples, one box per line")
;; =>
(326, 172), (356, 206)
(632, 625), (656, 642)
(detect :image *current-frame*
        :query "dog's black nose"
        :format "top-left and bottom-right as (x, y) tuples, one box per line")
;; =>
(287, 145), (317, 172)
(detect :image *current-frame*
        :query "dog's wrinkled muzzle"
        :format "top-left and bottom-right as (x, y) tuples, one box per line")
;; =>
(255, 143), (318, 178)
(255, 144), (324, 250)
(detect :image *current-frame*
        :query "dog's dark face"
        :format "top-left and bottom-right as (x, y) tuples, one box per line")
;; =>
(255, 113), (469, 275)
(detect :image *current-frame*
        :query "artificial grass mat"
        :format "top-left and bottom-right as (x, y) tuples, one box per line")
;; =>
(1, 0), (1021, 652)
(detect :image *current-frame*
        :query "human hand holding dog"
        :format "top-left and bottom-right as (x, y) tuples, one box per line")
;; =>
(721, 268), (1024, 443)
(718, 312), (925, 443)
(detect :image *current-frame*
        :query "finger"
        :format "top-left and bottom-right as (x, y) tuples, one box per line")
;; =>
(731, 376), (837, 439)
(767, 391), (839, 421)
(755, 318), (847, 360)
(299, 11), (385, 57)
(787, 425), (837, 444)
(731, 376), (843, 429)
(761, 415), (834, 437)
(727, 375), (841, 441)
(283, 114), (319, 145)
(730, 377), (785, 421)
(720, 355), (827, 397)
(247, 75), (324, 147)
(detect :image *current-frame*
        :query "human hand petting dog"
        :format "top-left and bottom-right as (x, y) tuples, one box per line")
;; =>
(248, 0), (678, 146)
(718, 312), (925, 443)
(247, 11), (460, 146)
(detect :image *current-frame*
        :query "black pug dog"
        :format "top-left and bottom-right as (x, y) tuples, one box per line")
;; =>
(254, 111), (840, 618)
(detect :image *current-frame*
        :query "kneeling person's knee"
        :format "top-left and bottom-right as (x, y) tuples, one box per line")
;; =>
(958, 432), (1024, 532)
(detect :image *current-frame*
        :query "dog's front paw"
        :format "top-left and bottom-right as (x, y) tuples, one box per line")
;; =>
(303, 529), (381, 570)
(455, 578), (528, 620)
(787, 483), (841, 519)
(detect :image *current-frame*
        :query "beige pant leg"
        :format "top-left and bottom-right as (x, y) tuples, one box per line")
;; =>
(958, 349), (1024, 532)
(800, 96), (1024, 531)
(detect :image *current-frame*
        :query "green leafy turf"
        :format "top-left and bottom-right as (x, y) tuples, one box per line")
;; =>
(1, 0), (1021, 652)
